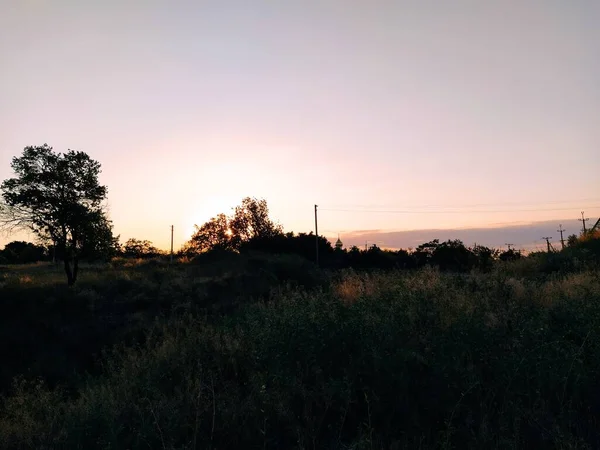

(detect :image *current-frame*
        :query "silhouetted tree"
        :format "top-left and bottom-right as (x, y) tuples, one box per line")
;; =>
(184, 213), (232, 254)
(240, 231), (333, 265)
(410, 239), (477, 271)
(362, 245), (398, 269)
(78, 212), (120, 260)
(428, 239), (475, 272)
(567, 234), (579, 248)
(395, 249), (417, 269)
(575, 231), (600, 258)
(471, 244), (499, 272)
(229, 197), (282, 248)
(499, 248), (522, 262)
(0, 241), (47, 264)
(287, 232), (332, 263)
(0, 145), (111, 285)
(183, 197), (283, 255)
(413, 239), (439, 267)
(123, 238), (160, 258)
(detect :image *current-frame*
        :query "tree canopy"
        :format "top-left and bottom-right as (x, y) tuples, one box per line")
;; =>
(229, 197), (282, 246)
(183, 213), (232, 254)
(0, 145), (113, 284)
(0, 241), (47, 264)
(122, 238), (161, 258)
(183, 197), (282, 255)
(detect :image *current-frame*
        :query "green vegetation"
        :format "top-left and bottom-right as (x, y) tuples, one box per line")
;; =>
(1, 245), (600, 449)
(0, 145), (116, 285)
(2, 146), (600, 448)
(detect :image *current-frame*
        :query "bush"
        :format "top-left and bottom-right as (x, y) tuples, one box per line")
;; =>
(2, 266), (600, 448)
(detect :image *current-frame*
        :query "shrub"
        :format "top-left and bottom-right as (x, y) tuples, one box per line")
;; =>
(1, 261), (600, 449)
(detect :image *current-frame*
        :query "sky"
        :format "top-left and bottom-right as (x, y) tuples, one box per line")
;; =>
(1, 0), (599, 250)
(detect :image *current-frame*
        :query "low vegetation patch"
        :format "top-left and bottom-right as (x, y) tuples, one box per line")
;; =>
(1, 253), (600, 449)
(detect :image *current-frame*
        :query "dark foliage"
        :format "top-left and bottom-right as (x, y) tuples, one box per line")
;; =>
(122, 238), (161, 259)
(0, 145), (114, 284)
(183, 197), (282, 254)
(0, 241), (48, 264)
(1, 253), (600, 449)
(499, 248), (523, 262)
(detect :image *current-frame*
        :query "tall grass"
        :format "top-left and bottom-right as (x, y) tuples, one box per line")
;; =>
(0, 258), (599, 448)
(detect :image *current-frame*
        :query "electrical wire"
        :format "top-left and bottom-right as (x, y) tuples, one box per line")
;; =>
(321, 197), (600, 210)
(319, 206), (600, 214)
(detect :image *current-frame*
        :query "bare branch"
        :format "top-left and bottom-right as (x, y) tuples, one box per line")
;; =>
(0, 202), (34, 235)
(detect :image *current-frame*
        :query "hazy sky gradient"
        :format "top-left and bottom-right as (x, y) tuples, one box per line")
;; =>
(1, 0), (599, 249)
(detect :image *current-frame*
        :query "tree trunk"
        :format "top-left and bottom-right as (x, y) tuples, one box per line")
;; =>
(63, 257), (75, 286)
(72, 256), (79, 285)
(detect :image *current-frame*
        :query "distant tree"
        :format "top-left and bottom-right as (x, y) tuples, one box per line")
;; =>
(471, 244), (499, 272)
(123, 238), (160, 258)
(395, 249), (416, 269)
(363, 245), (398, 270)
(410, 239), (477, 271)
(284, 232), (332, 262)
(0, 145), (111, 285)
(499, 248), (522, 262)
(184, 213), (232, 254)
(0, 241), (47, 264)
(239, 231), (334, 266)
(183, 197), (283, 255)
(337, 244), (413, 270)
(229, 197), (282, 247)
(430, 239), (475, 272)
(575, 230), (600, 258)
(567, 234), (579, 248)
(413, 239), (439, 267)
(239, 232), (287, 254)
(581, 229), (600, 242)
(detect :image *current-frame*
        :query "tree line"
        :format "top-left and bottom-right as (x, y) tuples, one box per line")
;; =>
(0, 238), (162, 265)
(1, 145), (598, 283)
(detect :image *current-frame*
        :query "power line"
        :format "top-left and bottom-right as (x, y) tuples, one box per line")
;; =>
(319, 206), (600, 214)
(322, 198), (600, 210)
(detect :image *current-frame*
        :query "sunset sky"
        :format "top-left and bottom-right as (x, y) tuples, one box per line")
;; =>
(1, 0), (599, 250)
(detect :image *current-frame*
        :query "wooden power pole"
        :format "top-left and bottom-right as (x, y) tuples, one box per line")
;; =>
(557, 224), (566, 250)
(541, 236), (553, 253)
(170, 225), (174, 263)
(314, 205), (319, 267)
(579, 211), (589, 234)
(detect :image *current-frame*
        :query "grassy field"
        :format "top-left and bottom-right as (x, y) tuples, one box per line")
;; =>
(1, 254), (599, 449)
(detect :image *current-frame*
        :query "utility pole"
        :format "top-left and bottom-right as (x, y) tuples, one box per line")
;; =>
(557, 224), (566, 250)
(579, 211), (589, 234)
(314, 205), (319, 267)
(170, 225), (174, 263)
(505, 243), (513, 251)
(541, 236), (553, 253)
